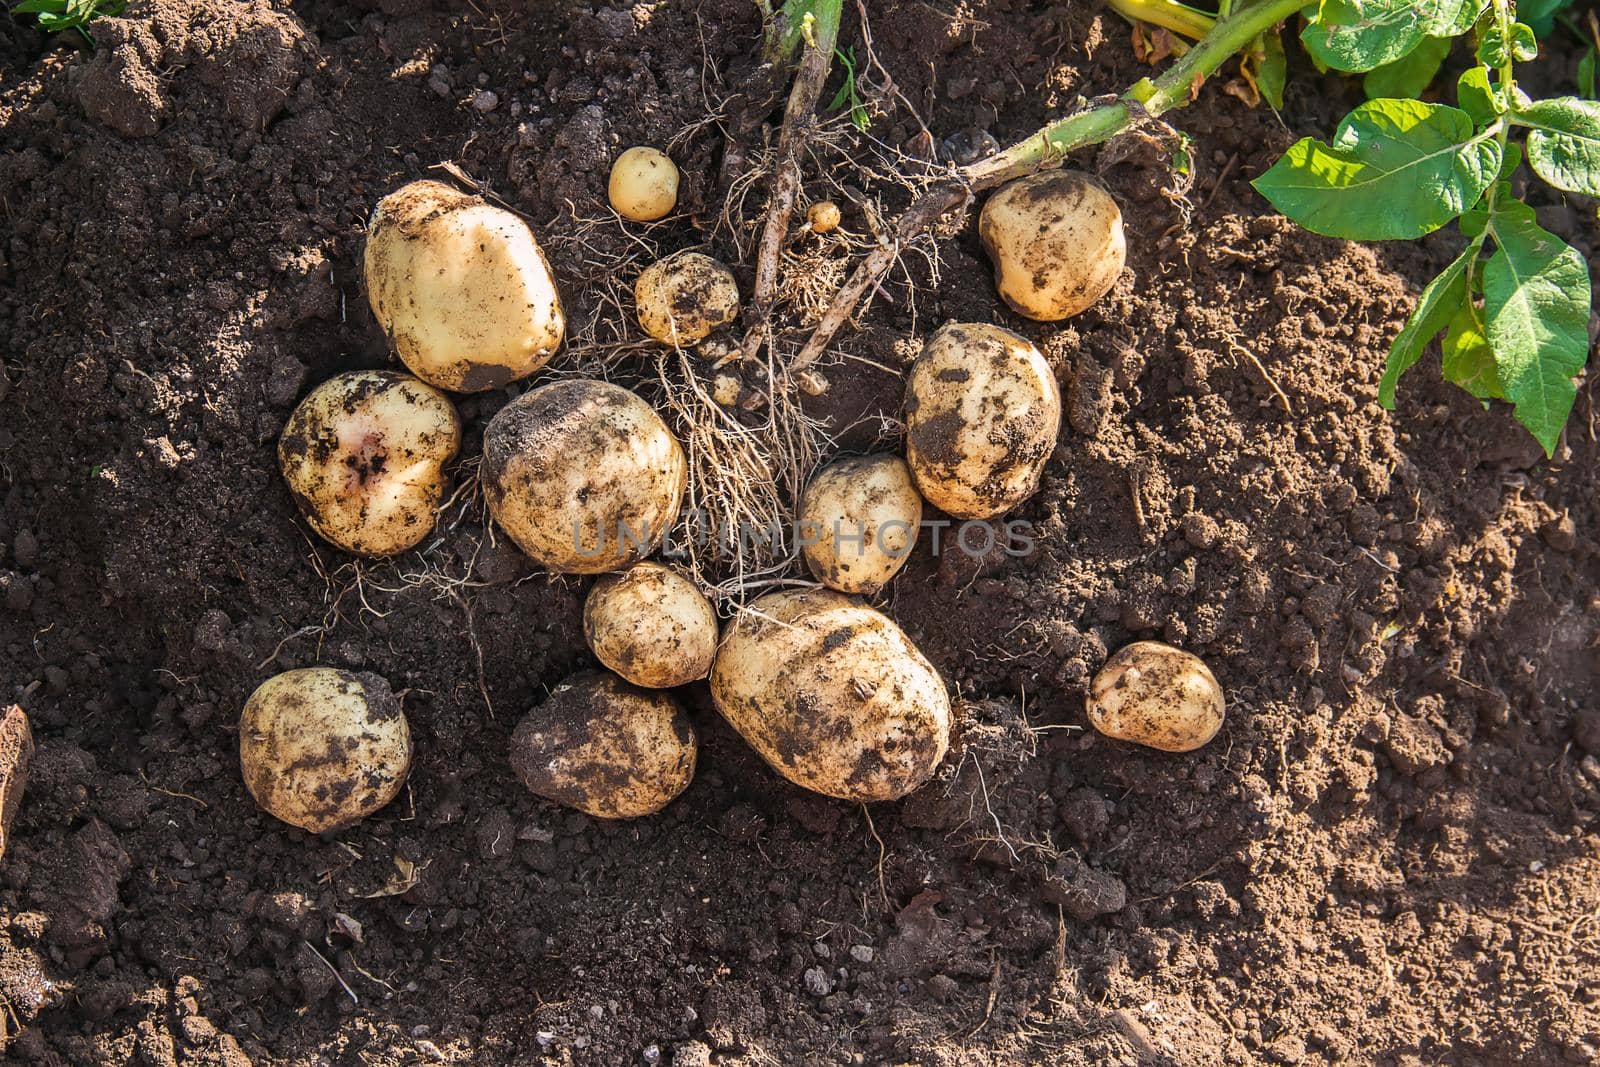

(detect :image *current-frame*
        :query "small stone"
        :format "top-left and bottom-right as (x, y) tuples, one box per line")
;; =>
(12, 529), (38, 569)
(812, 941), (832, 959)
(193, 609), (231, 652)
(0, 706), (34, 863)
(927, 974), (959, 1001)
(1541, 515), (1577, 552)
(1382, 715), (1449, 776)
(803, 966), (832, 996)
(1039, 856), (1127, 920)
(848, 944), (875, 964)
(643, 1045), (661, 1065)
(472, 90), (500, 113)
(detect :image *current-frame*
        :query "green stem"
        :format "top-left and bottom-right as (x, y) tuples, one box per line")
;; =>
(1107, 0), (1218, 41)
(965, 0), (1305, 186)
(1478, 0), (1518, 254)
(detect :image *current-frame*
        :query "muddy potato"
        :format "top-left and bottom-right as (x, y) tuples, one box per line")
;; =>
(979, 170), (1125, 321)
(584, 562), (718, 688)
(239, 668), (412, 833)
(711, 588), (951, 801)
(608, 146), (680, 222)
(483, 379), (686, 573)
(1087, 641), (1224, 752)
(278, 370), (461, 556)
(903, 322), (1061, 520)
(799, 454), (922, 595)
(806, 200), (841, 233)
(364, 179), (565, 392)
(635, 252), (741, 347)
(510, 671), (697, 818)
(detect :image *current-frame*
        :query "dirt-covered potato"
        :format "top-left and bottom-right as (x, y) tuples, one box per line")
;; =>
(799, 454), (922, 595)
(584, 562), (718, 688)
(807, 200), (841, 233)
(278, 370), (461, 556)
(903, 322), (1061, 520)
(1087, 641), (1224, 752)
(239, 668), (412, 833)
(978, 170), (1126, 321)
(711, 588), (951, 801)
(635, 252), (741, 347)
(483, 379), (687, 573)
(364, 179), (565, 392)
(608, 146), (680, 222)
(510, 671), (697, 818)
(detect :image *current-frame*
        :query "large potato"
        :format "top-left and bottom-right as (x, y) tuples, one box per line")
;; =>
(510, 671), (697, 818)
(1087, 641), (1224, 752)
(278, 370), (461, 556)
(711, 589), (951, 801)
(584, 562), (718, 688)
(903, 323), (1061, 520)
(239, 668), (412, 833)
(364, 179), (566, 392)
(799, 454), (922, 595)
(608, 146), (680, 222)
(635, 252), (740, 347)
(482, 380), (687, 574)
(978, 170), (1125, 321)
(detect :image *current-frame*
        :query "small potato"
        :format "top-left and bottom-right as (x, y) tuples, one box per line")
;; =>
(904, 323), (1061, 520)
(364, 179), (566, 392)
(584, 562), (718, 688)
(807, 200), (841, 233)
(278, 370), (461, 556)
(608, 146), (680, 222)
(635, 252), (740, 347)
(711, 589), (951, 801)
(483, 379), (687, 574)
(799, 454), (922, 595)
(239, 668), (412, 833)
(1087, 641), (1224, 753)
(510, 671), (697, 818)
(978, 170), (1126, 321)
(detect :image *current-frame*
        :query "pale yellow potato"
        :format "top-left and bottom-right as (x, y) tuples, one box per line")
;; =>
(239, 668), (412, 833)
(978, 170), (1126, 321)
(510, 671), (697, 818)
(278, 370), (461, 556)
(364, 179), (566, 392)
(1087, 641), (1224, 752)
(710, 589), (951, 801)
(635, 252), (740, 347)
(807, 200), (841, 233)
(799, 454), (922, 595)
(903, 322), (1061, 520)
(608, 146), (680, 222)
(584, 562), (718, 688)
(482, 380), (686, 574)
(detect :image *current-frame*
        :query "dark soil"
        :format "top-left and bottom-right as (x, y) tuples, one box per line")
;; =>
(3, 2), (1599, 1065)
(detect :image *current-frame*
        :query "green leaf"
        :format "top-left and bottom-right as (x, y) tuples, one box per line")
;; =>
(1517, 0), (1575, 38)
(1456, 66), (1504, 124)
(1302, 0), (1429, 73)
(1364, 34), (1451, 100)
(1580, 48), (1597, 100)
(1257, 28), (1288, 111)
(1477, 21), (1538, 67)
(1379, 244), (1475, 407)
(1441, 301), (1503, 399)
(1253, 100), (1502, 241)
(1515, 97), (1600, 195)
(1423, 0), (1487, 37)
(12, 0), (66, 13)
(1482, 201), (1592, 456)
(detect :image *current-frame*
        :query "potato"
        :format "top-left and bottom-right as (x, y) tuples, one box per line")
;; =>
(807, 200), (841, 233)
(799, 454), (922, 595)
(583, 562), (718, 688)
(608, 146), (680, 222)
(278, 370), (461, 556)
(978, 170), (1126, 321)
(483, 379), (687, 574)
(903, 322), (1061, 520)
(635, 252), (740, 347)
(710, 589), (951, 801)
(510, 671), (697, 818)
(239, 668), (412, 833)
(364, 179), (565, 392)
(1087, 641), (1224, 752)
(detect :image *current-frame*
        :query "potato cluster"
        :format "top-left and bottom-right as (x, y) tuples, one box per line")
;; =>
(247, 162), (1214, 836)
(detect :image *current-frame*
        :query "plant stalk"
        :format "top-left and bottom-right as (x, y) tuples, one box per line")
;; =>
(792, 0), (1305, 371)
